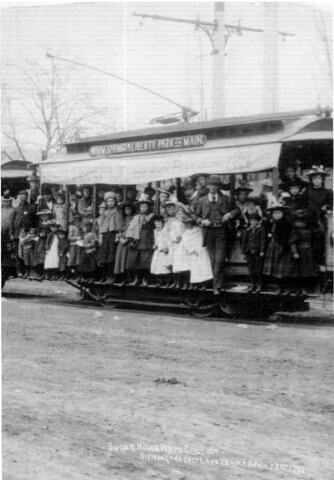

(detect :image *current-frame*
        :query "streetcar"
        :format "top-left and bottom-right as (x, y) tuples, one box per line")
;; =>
(2, 108), (333, 318)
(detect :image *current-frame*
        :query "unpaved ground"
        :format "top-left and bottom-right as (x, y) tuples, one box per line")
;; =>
(2, 281), (334, 480)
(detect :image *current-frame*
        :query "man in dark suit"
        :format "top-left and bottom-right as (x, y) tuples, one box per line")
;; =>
(196, 175), (239, 294)
(9, 190), (37, 241)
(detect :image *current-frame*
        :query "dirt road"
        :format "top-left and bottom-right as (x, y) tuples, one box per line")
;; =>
(2, 285), (334, 480)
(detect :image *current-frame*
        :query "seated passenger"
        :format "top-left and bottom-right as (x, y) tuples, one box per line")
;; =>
(78, 185), (93, 223)
(182, 214), (213, 290)
(278, 164), (308, 194)
(241, 212), (266, 293)
(124, 195), (155, 286)
(53, 193), (67, 229)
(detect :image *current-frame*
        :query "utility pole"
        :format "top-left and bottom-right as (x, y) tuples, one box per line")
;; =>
(134, 7), (294, 120)
(263, 3), (279, 113)
(212, 2), (225, 118)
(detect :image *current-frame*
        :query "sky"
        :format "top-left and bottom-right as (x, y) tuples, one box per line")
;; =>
(1, 1), (333, 149)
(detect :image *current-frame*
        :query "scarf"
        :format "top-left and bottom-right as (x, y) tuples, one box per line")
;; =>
(125, 212), (154, 240)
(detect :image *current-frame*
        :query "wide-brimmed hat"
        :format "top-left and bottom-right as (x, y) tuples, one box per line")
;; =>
(307, 165), (329, 177)
(136, 193), (153, 206)
(98, 202), (107, 209)
(249, 211), (262, 220)
(165, 195), (179, 206)
(144, 186), (156, 197)
(37, 209), (53, 216)
(104, 191), (117, 201)
(266, 201), (290, 213)
(1, 196), (12, 204)
(235, 180), (253, 193)
(261, 178), (273, 188)
(18, 189), (28, 196)
(48, 219), (60, 227)
(157, 188), (170, 197)
(192, 173), (209, 182)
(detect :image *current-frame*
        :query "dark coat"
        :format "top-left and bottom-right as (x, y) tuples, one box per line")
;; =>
(58, 237), (70, 256)
(196, 193), (239, 221)
(304, 186), (333, 214)
(242, 224), (266, 256)
(279, 176), (308, 193)
(32, 237), (47, 266)
(9, 203), (37, 239)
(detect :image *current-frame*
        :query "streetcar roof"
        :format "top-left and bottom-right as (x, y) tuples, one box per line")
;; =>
(39, 112), (332, 185)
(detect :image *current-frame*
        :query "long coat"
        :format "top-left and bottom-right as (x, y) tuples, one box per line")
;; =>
(242, 224), (267, 256)
(9, 203), (37, 239)
(196, 193), (239, 245)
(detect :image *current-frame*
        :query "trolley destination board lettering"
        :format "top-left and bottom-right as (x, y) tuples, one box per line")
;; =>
(89, 134), (207, 157)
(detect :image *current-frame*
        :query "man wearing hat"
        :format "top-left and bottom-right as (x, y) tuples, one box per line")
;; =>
(27, 173), (40, 208)
(183, 180), (199, 215)
(196, 175), (239, 294)
(38, 187), (55, 213)
(234, 180), (259, 230)
(193, 173), (209, 199)
(9, 190), (37, 242)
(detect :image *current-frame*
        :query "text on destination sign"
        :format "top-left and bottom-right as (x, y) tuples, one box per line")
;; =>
(89, 134), (207, 157)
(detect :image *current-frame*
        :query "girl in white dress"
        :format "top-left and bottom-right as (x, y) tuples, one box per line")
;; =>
(169, 208), (190, 289)
(44, 220), (60, 280)
(150, 215), (170, 285)
(182, 215), (213, 289)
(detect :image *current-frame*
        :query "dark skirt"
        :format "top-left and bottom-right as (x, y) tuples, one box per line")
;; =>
(263, 239), (290, 278)
(98, 231), (118, 265)
(288, 246), (318, 278)
(126, 248), (153, 270)
(79, 251), (96, 272)
(59, 255), (68, 272)
(68, 245), (82, 267)
(114, 242), (128, 274)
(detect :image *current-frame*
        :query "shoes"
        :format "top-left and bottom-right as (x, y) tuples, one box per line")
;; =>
(180, 282), (188, 290)
(213, 288), (220, 296)
(254, 285), (262, 294)
(22, 272), (29, 279)
(127, 277), (139, 286)
(141, 278), (148, 287)
(114, 280), (126, 287)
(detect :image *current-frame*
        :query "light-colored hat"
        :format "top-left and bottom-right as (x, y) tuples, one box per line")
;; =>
(136, 193), (153, 206)
(37, 209), (53, 216)
(208, 175), (221, 185)
(104, 191), (117, 201)
(99, 202), (107, 209)
(266, 201), (290, 213)
(307, 165), (329, 177)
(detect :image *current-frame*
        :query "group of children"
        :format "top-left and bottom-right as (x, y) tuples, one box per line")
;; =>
(12, 164), (332, 294)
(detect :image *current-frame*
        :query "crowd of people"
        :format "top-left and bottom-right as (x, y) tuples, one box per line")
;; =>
(1, 164), (332, 295)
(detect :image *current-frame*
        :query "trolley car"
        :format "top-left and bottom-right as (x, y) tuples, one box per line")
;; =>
(2, 108), (333, 318)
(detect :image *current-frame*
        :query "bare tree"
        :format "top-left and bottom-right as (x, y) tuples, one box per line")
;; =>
(2, 53), (107, 161)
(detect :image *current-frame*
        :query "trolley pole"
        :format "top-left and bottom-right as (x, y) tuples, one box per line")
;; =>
(263, 3), (279, 113)
(212, 2), (225, 119)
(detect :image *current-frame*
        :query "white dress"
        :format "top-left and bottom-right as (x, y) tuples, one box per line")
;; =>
(44, 235), (60, 269)
(150, 228), (170, 275)
(170, 220), (190, 272)
(183, 226), (213, 283)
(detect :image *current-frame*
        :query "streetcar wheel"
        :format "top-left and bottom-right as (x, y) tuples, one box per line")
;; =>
(191, 307), (215, 318)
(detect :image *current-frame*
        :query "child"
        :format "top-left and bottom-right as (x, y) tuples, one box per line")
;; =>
(44, 220), (60, 280)
(263, 203), (292, 294)
(96, 193), (123, 285)
(67, 214), (82, 280)
(280, 181), (306, 214)
(78, 222), (97, 283)
(241, 212), (266, 293)
(114, 202), (135, 286)
(182, 214), (212, 290)
(288, 209), (319, 294)
(58, 228), (70, 280)
(93, 202), (107, 246)
(125, 196), (155, 286)
(31, 226), (48, 280)
(68, 194), (79, 225)
(169, 207), (189, 289)
(17, 227), (28, 278)
(37, 209), (53, 229)
(53, 193), (67, 229)
(150, 215), (170, 286)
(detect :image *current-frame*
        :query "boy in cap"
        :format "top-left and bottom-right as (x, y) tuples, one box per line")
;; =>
(196, 174), (239, 294)
(241, 212), (266, 293)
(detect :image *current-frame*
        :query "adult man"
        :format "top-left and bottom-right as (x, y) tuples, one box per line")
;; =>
(38, 187), (55, 213)
(9, 190), (37, 241)
(27, 174), (40, 207)
(196, 175), (239, 294)
(183, 181), (199, 215)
